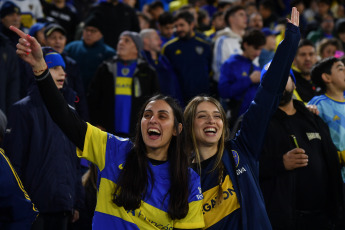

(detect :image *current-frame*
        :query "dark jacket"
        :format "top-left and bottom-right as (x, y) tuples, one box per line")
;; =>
(0, 33), (20, 115)
(3, 85), (82, 213)
(259, 100), (344, 229)
(87, 56), (159, 136)
(0, 148), (38, 230)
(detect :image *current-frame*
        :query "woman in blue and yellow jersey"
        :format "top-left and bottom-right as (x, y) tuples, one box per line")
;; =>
(183, 7), (301, 230)
(10, 25), (205, 230)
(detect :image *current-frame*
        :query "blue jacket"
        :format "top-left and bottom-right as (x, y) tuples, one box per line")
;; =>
(0, 148), (38, 230)
(162, 35), (212, 104)
(223, 23), (300, 229)
(3, 85), (83, 213)
(218, 54), (261, 116)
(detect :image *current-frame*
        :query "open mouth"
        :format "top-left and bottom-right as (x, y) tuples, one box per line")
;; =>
(57, 79), (64, 84)
(203, 127), (217, 134)
(148, 128), (161, 137)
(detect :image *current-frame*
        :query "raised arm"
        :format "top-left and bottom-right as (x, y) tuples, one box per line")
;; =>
(10, 26), (87, 150)
(235, 8), (301, 161)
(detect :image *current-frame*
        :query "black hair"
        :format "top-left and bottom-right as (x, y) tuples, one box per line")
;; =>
(241, 29), (266, 50)
(290, 0), (304, 7)
(224, 5), (245, 27)
(158, 11), (174, 26)
(337, 20), (345, 34)
(212, 11), (224, 21)
(148, 0), (164, 11)
(173, 10), (194, 24)
(311, 57), (340, 92)
(113, 94), (190, 220)
(318, 0), (331, 5)
(298, 39), (315, 50)
(179, 4), (194, 12)
(259, 0), (274, 11)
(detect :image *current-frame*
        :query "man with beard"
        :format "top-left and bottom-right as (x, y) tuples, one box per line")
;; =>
(258, 64), (344, 230)
(162, 10), (212, 105)
(292, 39), (318, 103)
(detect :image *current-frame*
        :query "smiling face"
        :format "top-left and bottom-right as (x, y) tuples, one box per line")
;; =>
(141, 100), (178, 158)
(193, 101), (224, 148)
(49, 66), (66, 89)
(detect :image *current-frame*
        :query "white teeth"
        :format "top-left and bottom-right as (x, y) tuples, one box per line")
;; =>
(204, 128), (216, 133)
(148, 129), (161, 134)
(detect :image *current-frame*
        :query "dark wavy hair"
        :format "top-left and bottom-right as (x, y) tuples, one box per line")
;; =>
(113, 95), (190, 219)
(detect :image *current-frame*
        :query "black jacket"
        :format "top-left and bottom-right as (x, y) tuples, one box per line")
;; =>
(87, 56), (159, 136)
(259, 100), (344, 229)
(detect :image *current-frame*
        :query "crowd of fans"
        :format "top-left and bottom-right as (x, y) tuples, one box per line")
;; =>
(0, 0), (345, 229)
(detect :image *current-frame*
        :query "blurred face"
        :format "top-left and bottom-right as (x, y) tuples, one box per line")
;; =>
(243, 43), (263, 60)
(280, 76), (295, 106)
(329, 61), (345, 91)
(321, 44), (336, 59)
(36, 28), (46, 46)
(83, 26), (103, 46)
(248, 13), (263, 29)
(151, 7), (164, 20)
(159, 23), (174, 39)
(266, 35), (276, 51)
(321, 15), (334, 34)
(116, 35), (138, 60)
(1, 12), (21, 28)
(49, 66), (66, 89)
(193, 102), (223, 148)
(229, 9), (247, 30)
(318, 2), (330, 15)
(213, 15), (225, 31)
(141, 100), (177, 157)
(147, 31), (162, 52)
(339, 32), (345, 42)
(294, 45), (317, 75)
(175, 18), (194, 39)
(45, 31), (66, 53)
(138, 15), (150, 30)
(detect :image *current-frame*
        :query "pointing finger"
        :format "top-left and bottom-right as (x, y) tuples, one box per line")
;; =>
(9, 25), (27, 38)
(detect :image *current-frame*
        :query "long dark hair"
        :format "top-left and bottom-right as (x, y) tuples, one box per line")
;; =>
(113, 95), (190, 219)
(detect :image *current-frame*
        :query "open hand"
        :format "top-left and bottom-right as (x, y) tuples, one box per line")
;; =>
(287, 7), (299, 27)
(9, 25), (45, 70)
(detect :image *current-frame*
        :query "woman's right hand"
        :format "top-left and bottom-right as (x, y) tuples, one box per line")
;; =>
(10, 25), (46, 73)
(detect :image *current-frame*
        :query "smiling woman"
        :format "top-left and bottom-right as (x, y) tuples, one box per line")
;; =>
(10, 25), (205, 230)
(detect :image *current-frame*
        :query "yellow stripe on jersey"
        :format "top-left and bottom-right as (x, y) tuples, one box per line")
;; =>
(0, 149), (38, 212)
(77, 123), (108, 171)
(96, 178), (204, 229)
(338, 150), (345, 165)
(115, 77), (133, 96)
(202, 175), (240, 228)
(161, 37), (179, 54)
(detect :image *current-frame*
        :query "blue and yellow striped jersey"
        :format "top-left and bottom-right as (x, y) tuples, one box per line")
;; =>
(77, 123), (205, 229)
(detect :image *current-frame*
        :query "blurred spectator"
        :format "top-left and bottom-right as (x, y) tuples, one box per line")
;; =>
(0, 0), (43, 29)
(0, 147), (38, 229)
(197, 8), (210, 32)
(137, 12), (151, 30)
(88, 31), (159, 136)
(259, 0), (278, 29)
(259, 72), (344, 230)
(147, 0), (164, 26)
(292, 39), (319, 102)
(88, 0), (139, 50)
(204, 11), (225, 39)
(162, 11), (212, 105)
(41, 0), (80, 43)
(200, 0), (217, 18)
(140, 29), (184, 106)
(218, 29), (266, 126)
(123, 0), (136, 8)
(64, 14), (116, 94)
(157, 11), (175, 46)
(4, 49), (83, 230)
(248, 12), (263, 30)
(0, 1), (22, 46)
(307, 13), (334, 46)
(179, 4), (199, 28)
(259, 27), (279, 68)
(0, 32), (20, 116)
(317, 38), (342, 60)
(212, 5), (247, 82)
(335, 19), (345, 51)
(291, 0), (308, 37)
(28, 22), (46, 46)
(245, 1), (258, 16)
(45, 23), (89, 120)
(217, 0), (234, 13)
